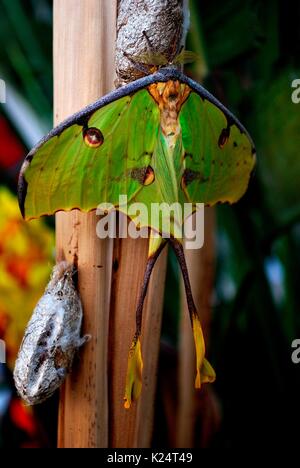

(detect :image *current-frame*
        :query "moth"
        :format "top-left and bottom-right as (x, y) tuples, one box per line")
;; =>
(14, 262), (89, 405)
(18, 65), (256, 408)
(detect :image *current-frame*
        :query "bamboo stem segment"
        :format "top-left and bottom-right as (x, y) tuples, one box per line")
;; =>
(54, 0), (187, 448)
(54, 0), (117, 448)
(109, 229), (168, 447)
(109, 0), (188, 447)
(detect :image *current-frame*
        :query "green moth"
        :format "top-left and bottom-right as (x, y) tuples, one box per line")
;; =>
(18, 66), (256, 409)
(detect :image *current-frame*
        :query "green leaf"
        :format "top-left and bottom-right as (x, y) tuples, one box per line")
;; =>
(22, 90), (159, 219)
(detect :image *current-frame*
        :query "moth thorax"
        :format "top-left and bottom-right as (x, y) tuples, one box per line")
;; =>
(148, 81), (190, 142)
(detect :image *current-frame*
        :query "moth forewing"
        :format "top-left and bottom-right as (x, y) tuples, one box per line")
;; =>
(17, 66), (256, 408)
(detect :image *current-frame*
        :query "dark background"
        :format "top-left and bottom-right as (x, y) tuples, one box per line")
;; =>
(0, 0), (300, 448)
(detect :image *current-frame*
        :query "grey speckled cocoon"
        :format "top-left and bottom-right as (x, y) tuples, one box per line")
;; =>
(116, 0), (190, 85)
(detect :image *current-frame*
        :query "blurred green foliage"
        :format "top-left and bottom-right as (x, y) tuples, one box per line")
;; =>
(191, 0), (300, 447)
(0, 0), (52, 125)
(164, 0), (300, 448)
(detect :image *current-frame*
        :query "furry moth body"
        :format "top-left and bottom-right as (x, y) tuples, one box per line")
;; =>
(14, 261), (90, 405)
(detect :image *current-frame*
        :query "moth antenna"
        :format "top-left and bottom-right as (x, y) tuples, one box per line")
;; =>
(142, 29), (180, 65)
(142, 30), (155, 55)
(123, 51), (151, 76)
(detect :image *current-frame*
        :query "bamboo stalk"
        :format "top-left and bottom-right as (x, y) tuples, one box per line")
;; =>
(54, 0), (117, 448)
(108, 226), (168, 447)
(108, 0), (187, 448)
(54, 0), (187, 448)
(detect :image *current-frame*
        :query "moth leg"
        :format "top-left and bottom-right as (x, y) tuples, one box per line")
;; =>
(169, 237), (216, 389)
(124, 234), (167, 409)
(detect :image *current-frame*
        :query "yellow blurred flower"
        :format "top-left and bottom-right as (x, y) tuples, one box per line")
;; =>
(0, 186), (54, 368)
